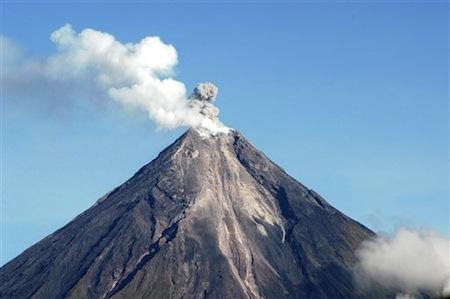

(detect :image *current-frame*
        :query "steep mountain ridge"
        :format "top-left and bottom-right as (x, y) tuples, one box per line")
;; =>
(0, 129), (377, 298)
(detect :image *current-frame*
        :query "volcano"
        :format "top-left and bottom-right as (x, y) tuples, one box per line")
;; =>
(0, 130), (378, 298)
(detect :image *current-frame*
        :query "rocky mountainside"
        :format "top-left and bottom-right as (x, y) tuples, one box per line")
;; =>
(0, 129), (380, 298)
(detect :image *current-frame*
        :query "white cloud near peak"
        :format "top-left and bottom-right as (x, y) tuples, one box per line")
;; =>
(2, 24), (230, 136)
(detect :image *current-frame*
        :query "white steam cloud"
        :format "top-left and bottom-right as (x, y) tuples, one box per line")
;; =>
(2, 24), (230, 136)
(355, 228), (450, 298)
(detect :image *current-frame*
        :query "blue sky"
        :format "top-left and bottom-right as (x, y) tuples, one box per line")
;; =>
(2, 2), (448, 264)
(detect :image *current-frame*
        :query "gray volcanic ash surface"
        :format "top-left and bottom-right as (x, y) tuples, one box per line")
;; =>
(0, 130), (379, 298)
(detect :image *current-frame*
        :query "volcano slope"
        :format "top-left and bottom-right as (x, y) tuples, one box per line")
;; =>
(0, 129), (380, 299)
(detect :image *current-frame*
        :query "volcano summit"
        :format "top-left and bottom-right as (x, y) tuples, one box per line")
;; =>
(1, 129), (378, 299)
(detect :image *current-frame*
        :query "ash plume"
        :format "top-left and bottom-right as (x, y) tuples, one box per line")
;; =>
(189, 82), (229, 136)
(1, 24), (230, 136)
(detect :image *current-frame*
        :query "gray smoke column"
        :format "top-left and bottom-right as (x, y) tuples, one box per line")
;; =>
(192, 82), (219, 102)
(1, 25), (231, 137)
(189, 82), (230, 136)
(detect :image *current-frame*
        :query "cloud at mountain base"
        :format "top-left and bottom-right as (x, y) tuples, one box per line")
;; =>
(355, 228), (450, 298)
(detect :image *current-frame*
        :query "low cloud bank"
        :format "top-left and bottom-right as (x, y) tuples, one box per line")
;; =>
(355, 228), (450, 298)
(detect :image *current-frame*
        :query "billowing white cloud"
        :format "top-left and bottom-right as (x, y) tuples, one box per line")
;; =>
(1, 24), (230, 136)
(355, 228), (450, 298)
